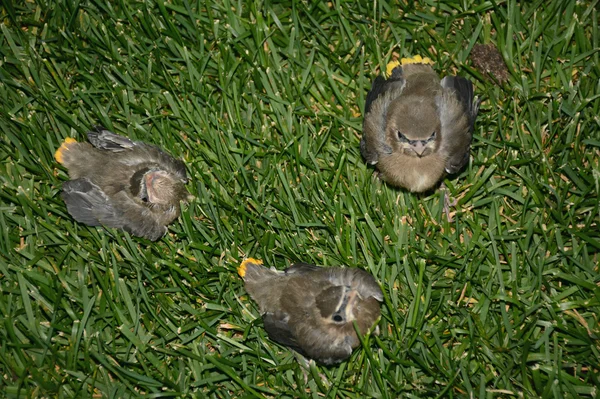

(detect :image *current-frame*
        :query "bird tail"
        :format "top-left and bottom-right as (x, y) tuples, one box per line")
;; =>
(400, 54), (433, 66)
(55, 137), (78, 164)
(386, 55), (433, 78)
(238, 258), (281, 287)
(238, 258), (264, 278)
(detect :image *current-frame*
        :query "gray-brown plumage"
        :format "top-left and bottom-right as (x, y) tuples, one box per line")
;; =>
(361, 58), (479, 192)
(55, 126), (190, 240)
(238, 258), (383, 365)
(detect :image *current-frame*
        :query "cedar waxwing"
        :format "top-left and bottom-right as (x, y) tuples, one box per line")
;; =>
(361, 55), (480, 192)
(238, 258), (383, 365)
(55, 126), (191, 241)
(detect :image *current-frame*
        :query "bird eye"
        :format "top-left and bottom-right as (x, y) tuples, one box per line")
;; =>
(428, 131), (436, 142)
(140, 195), (149, 203)
(332, 314), (344, 323)
(397, 131), (408, 143)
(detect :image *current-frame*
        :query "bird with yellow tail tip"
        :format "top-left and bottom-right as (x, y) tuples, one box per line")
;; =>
(361, 54), (479, 193)
(55, 126), (191, 241)
(385, 55), (434, 77)
(238, 258), (383, 365)
(54, 137), (78, 164)
(238, 258), (263, 278)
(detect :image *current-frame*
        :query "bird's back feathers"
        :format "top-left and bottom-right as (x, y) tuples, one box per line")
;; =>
(86, 127), (188, 183)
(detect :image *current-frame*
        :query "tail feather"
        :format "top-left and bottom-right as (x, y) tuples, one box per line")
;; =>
(238, 258), (280, 288)
(238, 258), (265, 279)
(54, 138), (78, 164)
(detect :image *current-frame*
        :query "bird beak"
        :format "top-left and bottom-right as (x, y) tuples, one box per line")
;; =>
(411, 141), (427, 157)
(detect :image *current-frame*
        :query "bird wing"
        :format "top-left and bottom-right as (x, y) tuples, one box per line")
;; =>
(293, 318), (355, 365)
(437, 76), (480, 174)
(105, 191), (168, 241)
(265, 310), (354, 365)
(62, 179), (167, 241)
(262, 312), (306, 355)
(260, 275), (316, 355)
(87, 126), (136, 152)
(62, 178), (121, 226)
(364, 66), (405, 114)
(361, 67), (406, 165)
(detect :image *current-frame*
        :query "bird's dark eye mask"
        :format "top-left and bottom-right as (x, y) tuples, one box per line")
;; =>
(397, 131), (436, 144)
(316, 285), (348, 318)
(130, 167), (151, 200)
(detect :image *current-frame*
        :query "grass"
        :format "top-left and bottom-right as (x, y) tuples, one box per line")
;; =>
(0, 0), (599, 397)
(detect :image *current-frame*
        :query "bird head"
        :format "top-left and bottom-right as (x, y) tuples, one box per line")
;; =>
(315, 284), (381, 348)
(132, 168), (190, 209)
(386, 96), (441, 157)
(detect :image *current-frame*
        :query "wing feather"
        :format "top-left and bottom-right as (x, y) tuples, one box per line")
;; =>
(61, 178), (120, 226)
(361, 70), (406, 165)
(438, 76), (480, 174)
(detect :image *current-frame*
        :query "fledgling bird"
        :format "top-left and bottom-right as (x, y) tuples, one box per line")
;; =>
(361, 55), (480, 192)
(55, 126), (191, 241)
(238, 258), (383, 365)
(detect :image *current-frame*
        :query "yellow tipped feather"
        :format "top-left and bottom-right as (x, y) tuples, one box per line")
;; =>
(385, 60), (401, 77)
(386, 55), (433, 78)
(54, 137), (77, 164)
(400, 54), (433, 66)
(238, 258), (263, 277)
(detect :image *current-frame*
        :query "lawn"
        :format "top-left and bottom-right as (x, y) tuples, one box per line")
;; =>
(0, 0), (599, 397)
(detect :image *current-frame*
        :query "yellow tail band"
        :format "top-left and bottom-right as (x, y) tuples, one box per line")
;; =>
(386, 55), (434, 78)
(55, 137), (77, 164)
(238, 257), (263, 277)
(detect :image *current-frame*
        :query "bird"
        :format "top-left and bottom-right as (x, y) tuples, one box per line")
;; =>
(238, 258), (383, 365)
(361, 55), (480, 193)
(55, 126), (191, 241)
